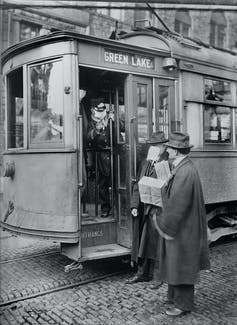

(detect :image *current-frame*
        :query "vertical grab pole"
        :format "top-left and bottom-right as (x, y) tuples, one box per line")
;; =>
(130, 116), (137, 185)
(109, 92), (114, 218)
(77, 114), (83, 259)
(95, 152), (99, 216)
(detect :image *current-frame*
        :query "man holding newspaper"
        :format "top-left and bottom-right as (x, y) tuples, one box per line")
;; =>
(126, 131), (170, 287)
(152, 132), (210, 317)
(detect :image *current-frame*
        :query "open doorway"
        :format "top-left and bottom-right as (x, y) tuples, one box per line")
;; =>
(79, 67), (127, 230)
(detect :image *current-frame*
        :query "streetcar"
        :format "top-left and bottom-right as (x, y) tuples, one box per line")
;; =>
(1, 28), (237, 269)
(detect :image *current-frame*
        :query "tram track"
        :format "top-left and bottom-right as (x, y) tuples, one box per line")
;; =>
(0, 250), (60, 264)
(0, 269), (127, 308)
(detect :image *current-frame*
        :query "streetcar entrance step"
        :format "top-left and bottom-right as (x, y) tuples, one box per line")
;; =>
(61, 243), (130, 262)
(81, 244), (130, 261)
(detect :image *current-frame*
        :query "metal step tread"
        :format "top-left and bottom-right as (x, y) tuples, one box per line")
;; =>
(82, 244), (130, 260)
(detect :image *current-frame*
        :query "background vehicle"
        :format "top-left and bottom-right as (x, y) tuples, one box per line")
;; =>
(1, 29), (237, 266)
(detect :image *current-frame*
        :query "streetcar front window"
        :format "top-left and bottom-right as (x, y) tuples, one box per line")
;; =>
(7, 67), (24, 149)
(30, 60), (64, 146)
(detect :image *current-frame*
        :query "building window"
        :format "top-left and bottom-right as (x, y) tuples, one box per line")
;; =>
(97, 2), (125, 21)
(174, 10), (191, 37)
(20, 21), (41, 41)
(134, 4), (152, 28)
(209, 12), (226, 48)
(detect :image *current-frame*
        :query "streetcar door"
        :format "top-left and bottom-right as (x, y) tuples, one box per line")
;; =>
(114, 85), (131, 248)
(130, 76), (153, 185)
(128, 75), (175, 208)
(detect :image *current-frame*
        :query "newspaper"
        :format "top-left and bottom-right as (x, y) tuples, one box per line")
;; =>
(154, 160), (171, 181)
(138, 176), (165, 207)
(138, 161), (171, 207)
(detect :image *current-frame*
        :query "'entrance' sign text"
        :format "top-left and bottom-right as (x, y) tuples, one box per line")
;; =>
(104, 50), (154, 70)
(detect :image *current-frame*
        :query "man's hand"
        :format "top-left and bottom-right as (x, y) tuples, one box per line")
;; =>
(131, 208), (138, 217)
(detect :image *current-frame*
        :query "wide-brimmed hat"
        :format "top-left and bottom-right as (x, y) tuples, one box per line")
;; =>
(146, 131), (168, 144)
(164, 132), (193, 149)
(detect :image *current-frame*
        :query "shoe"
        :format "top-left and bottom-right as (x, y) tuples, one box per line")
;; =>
(165, 307), (189, 317)
(150, 281), (163, 289)
(125, 275), (149, 284)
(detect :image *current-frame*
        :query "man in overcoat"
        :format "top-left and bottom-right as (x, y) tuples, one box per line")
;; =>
(127, 131), (169, 286)
(153, 132), (210, 316)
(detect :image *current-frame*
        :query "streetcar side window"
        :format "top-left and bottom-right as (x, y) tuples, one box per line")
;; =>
(7, 67), (24, 149)
(29, 60), (64, 146)
(204, 105), (231, 144)
(204, 78), (231, 103)
(204, 78), (233, 146)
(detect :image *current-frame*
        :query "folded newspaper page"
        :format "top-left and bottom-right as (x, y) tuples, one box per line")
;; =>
(138, 176), (166, 207)
(154, 160), (171, 181)
(138, 161), (171, 207)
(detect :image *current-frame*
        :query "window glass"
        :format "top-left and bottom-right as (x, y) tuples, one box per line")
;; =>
(209, 12), (226, 48)
(204, 78), (232, 103)
(97, 1), (109, 15)
(158, 86), (169, 138)
(117, 89), (125, 143)
(174, 10), (190, 37)
(204, 105), (231, 144)
(30, 61), (64, 145)
(20, 21), (40, 41)
(137, 84), (148, 142)
(7, 68), (24, 149)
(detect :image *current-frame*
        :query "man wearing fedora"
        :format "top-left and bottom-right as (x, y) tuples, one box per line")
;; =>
(126, 131), (169, 286)
(153, 132), (210, 316)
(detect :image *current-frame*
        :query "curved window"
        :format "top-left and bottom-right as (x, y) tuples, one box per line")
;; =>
(30, 60), (64, 146)
(210, 11), (226, 48)
(174, 10), (191, 37)
(7, 67), (24, 149)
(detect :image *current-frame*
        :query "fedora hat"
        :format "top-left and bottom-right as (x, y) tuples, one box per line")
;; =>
(165, 132), (193, 149)
(146, 131), (168, 144)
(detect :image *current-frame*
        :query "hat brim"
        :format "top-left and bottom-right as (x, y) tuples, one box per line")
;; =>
(164, 142), (194, 149)
(146, 139), (168, 144)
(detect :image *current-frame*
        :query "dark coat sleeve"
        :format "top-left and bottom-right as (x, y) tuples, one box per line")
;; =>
(158, 165), (195, 237)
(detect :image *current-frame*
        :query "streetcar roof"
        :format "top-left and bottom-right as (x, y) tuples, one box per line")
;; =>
(119, 29), (237, 72)
(1, 29), (237, 72)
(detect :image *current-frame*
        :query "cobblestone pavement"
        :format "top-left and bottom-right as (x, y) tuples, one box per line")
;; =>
(0, 229), (237, 325)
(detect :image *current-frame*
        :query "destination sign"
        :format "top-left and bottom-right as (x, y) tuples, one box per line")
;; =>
(104, 50), (154, 70)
